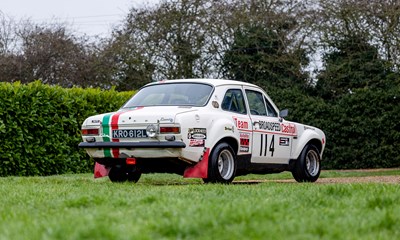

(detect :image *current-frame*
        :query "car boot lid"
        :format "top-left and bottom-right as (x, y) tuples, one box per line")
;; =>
(83, 106), (197, 126)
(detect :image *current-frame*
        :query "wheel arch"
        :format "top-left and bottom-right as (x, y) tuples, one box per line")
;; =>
(307, 138), (323, 156)
(292, 130), (324, 159)
(204, 114), (240, 155)
(212, 136), (239, 155)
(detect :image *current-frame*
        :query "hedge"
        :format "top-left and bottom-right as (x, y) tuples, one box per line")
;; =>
(0, 81), (134, 176)
(0, 81), (399, 176)
(270, 87), (400, 169)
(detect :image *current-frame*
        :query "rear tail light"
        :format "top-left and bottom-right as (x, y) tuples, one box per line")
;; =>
(159, 126), (180, 134)
(82, 128), (99, 136)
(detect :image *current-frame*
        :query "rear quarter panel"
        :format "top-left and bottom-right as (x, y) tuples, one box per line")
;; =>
(175, 106), (240, 163)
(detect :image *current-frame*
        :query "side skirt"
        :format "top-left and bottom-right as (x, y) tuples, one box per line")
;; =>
(235, 154), (295, 176)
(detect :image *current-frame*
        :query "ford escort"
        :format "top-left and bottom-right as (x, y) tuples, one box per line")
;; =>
(78, 79), (326, 183)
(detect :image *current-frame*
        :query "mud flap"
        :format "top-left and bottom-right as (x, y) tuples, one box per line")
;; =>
(94, 162), (110, 178)
(183, 148), (210, 179)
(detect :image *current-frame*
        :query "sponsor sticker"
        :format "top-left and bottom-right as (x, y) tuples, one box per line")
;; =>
(224, 126), (234, 132)
(281, 123), (297, 135)
(189, 139), (205, 147)
(279, 137), (290, 146)
(257, 121), (297, 135)
(188, 128), (207, 139)
(240, 146), (249, 152)
(259, 121), (281, 132)
(239, 132), (250, 152)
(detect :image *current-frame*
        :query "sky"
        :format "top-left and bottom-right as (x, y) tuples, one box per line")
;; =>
(1, 0), (159, 37)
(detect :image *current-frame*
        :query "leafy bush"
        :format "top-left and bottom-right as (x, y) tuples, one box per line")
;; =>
(322, 88), (400, 169)
(0, 81), (134, 176)
(269, 86), (400, 169)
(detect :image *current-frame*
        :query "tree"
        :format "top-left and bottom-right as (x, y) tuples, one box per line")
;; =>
(0, 19), (117, 88)
(0, 13), (23, 83)
(110, 0), (221, 89)
(361, 0), (400, 69)
(104, 33), (155, 90)
(314, 0), (400, 99)
(221, 0), (312, 90)
(316, 0), (400, 73)
(223, 25), (309, 89)
(316, 34), (397, 99)
(19, 24), (83, 86)
(0, 12), (18, 55)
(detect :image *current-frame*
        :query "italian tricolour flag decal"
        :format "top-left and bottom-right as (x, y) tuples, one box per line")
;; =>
(101, 107), (143, 158)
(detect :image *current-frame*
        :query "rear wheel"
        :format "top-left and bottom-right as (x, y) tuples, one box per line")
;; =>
(292, 144), (321, 182)
(108, 165), (128, 183)
(127, 169), (142, 183)
(204, 142), (236, 184)
(108, 164), (142, 183)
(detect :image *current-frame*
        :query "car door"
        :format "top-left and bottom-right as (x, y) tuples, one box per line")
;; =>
(220, 88), (253, 155)
(244, 88), (293, 164)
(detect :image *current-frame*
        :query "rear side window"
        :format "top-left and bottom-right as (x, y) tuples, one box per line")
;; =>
(221, 89), (247, 114)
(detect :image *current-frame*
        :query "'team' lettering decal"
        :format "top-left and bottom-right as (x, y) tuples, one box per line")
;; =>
(233, 117), (249, 130)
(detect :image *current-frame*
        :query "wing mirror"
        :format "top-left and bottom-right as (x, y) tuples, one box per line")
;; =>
(279, 109), (288, 122)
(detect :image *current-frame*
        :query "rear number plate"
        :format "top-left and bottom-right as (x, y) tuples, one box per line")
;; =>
(112, 129), (147, 138)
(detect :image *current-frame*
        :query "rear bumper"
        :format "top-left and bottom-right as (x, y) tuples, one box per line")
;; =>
(78, 141), (186, 149)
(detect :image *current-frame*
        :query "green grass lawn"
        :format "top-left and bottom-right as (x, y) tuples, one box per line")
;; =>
(0, 171), (399, 240)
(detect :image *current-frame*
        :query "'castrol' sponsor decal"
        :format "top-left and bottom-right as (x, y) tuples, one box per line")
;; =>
(281, 123), (297, 135)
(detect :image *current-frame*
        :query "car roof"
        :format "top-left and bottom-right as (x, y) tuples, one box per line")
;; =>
(146, 78), (261, 89)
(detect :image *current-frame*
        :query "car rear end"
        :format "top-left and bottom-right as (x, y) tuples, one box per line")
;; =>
(78, 80), (215, 181)
(79, 107), (186, 160)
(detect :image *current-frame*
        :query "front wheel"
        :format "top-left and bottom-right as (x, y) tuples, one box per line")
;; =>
(292, 144), (321, 182)
(204, 142), (236, 184)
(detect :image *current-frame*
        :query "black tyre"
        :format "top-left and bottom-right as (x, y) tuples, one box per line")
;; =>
(127, 169), (142, 183)
(204, 142), (236, 184)
(292, 144), (321, 182)
(108, 165), (128, 183)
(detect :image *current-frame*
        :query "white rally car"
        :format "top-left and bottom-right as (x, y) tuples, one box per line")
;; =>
(79, 79), (326, 183)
